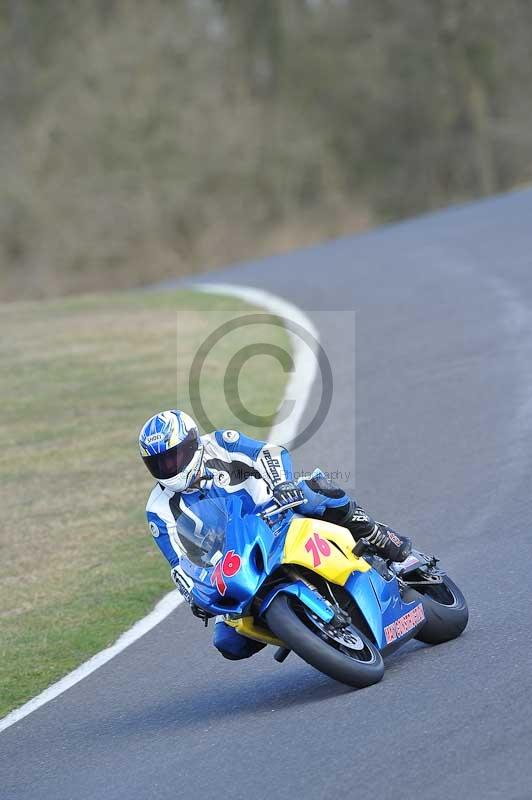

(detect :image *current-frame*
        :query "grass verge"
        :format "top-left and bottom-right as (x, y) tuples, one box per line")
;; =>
(0, 288), (290, 717)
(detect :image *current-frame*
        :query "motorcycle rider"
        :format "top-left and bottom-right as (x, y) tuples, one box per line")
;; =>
(140, 409), (411, 660)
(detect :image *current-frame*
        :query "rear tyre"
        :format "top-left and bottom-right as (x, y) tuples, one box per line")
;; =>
(264, 593), (384, 688)
(404, 575), (468, 645)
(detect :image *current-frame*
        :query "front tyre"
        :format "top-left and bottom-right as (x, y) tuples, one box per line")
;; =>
(264, 593), (384, 688)
(404, 575), (468, 645)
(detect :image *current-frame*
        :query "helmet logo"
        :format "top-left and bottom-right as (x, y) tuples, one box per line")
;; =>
(145, 433), (164, 444)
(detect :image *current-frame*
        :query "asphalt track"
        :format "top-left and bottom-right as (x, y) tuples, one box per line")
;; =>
(3, 189), (532, 800)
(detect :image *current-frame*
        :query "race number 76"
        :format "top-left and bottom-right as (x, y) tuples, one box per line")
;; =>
(305, 532), (331, 567)
(210, 550), (242, 596)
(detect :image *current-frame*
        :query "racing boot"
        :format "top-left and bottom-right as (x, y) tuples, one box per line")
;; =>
(345, 506), (412, 562)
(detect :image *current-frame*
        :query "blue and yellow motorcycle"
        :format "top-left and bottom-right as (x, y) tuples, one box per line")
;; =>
(175, 495), (468, 688)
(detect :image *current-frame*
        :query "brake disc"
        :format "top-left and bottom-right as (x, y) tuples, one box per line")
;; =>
(305, 610), (365, 651)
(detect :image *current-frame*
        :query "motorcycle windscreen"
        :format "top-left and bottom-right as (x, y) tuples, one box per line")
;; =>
(173, 494), (236, 566)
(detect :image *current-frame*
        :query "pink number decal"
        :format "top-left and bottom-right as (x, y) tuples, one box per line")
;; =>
(223, 550), (242, 577)
(305, 532), (331, 567)
(210, 550), (242, 596)
(316, 533), (331, 556)
(211, 562), (227, 595)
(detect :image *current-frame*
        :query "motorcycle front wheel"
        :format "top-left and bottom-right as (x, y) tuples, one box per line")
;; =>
(264, 593), (384, 688)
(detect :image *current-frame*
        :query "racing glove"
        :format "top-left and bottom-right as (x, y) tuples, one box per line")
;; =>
(272, 480), (305, 510)
(171, 565), (214, 623)
(170, 564), (193, 603)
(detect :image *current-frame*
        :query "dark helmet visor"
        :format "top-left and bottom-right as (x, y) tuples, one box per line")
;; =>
(143, 429), (199, 480)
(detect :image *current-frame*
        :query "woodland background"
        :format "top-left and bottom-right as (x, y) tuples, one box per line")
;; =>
(1, 0), (531, 300)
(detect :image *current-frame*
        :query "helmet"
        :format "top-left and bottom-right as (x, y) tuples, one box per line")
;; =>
(139, 410), (204, 493)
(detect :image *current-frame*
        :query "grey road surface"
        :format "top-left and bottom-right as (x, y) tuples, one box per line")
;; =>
(3, 189), (532, 800)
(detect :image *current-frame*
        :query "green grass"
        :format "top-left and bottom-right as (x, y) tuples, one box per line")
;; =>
(0, 288), (290, 717)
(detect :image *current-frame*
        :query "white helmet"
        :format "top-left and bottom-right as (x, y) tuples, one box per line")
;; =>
(139, 410), (204, 493)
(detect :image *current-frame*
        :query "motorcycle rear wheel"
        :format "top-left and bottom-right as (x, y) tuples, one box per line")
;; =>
(265, 593), (384, 688)
(404, 575), (469, 645)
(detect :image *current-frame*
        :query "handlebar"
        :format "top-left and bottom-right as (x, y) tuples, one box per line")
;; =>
(260, 498), (307, 519)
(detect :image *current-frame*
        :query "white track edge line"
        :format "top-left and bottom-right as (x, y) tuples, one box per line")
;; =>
(0, 592), (184, 733)
(0, 282), (318, 733)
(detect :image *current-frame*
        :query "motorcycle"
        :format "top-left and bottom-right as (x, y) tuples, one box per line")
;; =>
(174, 494), (468, 688)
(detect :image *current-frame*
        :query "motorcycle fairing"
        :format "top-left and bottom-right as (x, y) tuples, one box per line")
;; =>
(345, 569), (425, 650)
(259, 579), (335, 623)
(281, 516), (370, 584)
(183, 503), (288, 616)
